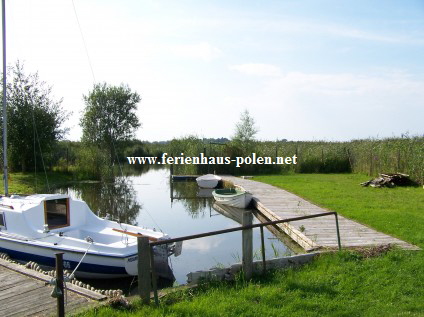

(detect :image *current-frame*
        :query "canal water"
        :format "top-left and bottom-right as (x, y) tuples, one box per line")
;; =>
(60, 166), (293, 288)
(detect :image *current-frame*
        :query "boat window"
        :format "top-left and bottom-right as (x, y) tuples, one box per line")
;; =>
(0, 212), (5, 229)
(45, 198), (69, 229)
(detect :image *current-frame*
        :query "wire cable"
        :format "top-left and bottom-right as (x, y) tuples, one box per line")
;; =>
(71, 0), (96, 83)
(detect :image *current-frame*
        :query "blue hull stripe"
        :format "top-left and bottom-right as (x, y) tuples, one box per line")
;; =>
(0, 237), (137, 259)
(0, 246), (128, 275)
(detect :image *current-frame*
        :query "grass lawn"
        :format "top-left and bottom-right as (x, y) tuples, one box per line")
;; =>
(71, 173), (424, 316)
(254, 173), (424, 247)
(0, 171), (73, 194)
(80, 250), (423, 317)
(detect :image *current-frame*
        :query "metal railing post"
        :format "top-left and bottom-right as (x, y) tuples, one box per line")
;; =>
(334, 213), (342, 251)
(260, 226), (266, 274)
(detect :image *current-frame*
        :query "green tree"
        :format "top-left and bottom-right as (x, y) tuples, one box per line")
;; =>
(1, 62), (67, 172)
(80, 82), (141, 162)
(232, 109), (258, 144)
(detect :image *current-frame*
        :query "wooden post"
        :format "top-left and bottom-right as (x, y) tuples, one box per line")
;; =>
(170, 176), (174, 203)
(149, 246), (159, 306)
(55, 253), (65, 317)
(205, 146), (209, 174)
(260, 226), (266, 274)
(138, 237), (151, 305)
(242, 211), (253, 280)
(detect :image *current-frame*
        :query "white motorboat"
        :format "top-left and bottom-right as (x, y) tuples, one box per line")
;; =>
(196, 174), (222, 188)
(0, 4), (177, 280)
(0, 194), (175, 278)
(212, 188), (253, 209)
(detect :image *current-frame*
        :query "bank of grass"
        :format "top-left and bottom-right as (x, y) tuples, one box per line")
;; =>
(81, 250), (423, 317)
(0, 171), (73, 194)
(78, 173), (423, 317)
(254, 173), (424, 247)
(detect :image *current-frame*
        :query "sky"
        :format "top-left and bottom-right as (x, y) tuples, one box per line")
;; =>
(6, 0), (424, 142)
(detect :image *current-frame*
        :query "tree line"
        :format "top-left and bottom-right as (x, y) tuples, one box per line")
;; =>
(0, 62), (141, 180)
(2, 63), (423, 184)
(1, 62), (260, 180)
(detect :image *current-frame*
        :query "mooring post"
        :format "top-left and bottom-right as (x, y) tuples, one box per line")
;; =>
(55, 253), (65, 317)
(149, 246), (159, 306)
(242, 210), (253, 280)
(170, 175), (174, 203)
(138, 237), (151, 305)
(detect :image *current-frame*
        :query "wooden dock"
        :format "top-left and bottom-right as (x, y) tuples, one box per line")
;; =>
(0, 258), (105, 317)
(221, 176), (420, 251)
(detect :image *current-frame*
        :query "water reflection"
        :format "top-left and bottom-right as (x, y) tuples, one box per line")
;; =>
(170, 180), (215, 219)
(212, 203), (243, 224)
(183, 235), (226, 253)
(58, 167), (294, 286)
(60, 177), (142, 225)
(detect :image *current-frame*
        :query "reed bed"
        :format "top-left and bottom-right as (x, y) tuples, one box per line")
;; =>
(151, 136), (424, 184)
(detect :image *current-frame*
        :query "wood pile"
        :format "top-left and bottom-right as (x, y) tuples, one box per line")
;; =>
(360, 173), (417, 188)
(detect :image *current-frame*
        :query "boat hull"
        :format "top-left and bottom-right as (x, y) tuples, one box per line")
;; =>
(196, 174), (221, 188)
(212, 189), (252, 209)
(0, 237), (171, 279)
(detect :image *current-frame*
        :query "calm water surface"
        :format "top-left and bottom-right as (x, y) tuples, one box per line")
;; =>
(61, 167), (293, 286)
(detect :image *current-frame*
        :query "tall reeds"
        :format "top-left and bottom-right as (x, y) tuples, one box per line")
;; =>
(150, 135), (424, 184)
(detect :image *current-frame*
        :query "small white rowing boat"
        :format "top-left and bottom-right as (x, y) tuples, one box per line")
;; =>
(212, 188), (252, 209)
(196, 174), (222, 188)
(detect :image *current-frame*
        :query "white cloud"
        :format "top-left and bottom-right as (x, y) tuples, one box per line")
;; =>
(229, 63), (281, 77)
(170, 42), (222, 62)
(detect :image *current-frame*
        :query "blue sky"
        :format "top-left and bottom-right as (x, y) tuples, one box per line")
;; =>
(6, 0), (424, 141)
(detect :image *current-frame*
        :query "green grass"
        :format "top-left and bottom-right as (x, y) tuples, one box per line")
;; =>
(80, 250), (424, 317)
(254, 174), (424, 247)
(73, 173), (424, 316)
(0, 171), (73, 194)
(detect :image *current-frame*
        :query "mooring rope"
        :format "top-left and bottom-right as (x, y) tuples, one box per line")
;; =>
(66, 236), (94, 281)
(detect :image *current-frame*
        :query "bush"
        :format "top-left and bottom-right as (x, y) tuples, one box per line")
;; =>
(74, 145), (112, 180)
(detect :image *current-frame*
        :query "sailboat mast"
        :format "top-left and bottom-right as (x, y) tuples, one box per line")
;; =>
(2, 0), (8, 196)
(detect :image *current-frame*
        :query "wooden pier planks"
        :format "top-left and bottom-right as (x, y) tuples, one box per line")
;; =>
(221, 176), (420, 251)
(0, 262), (100, 317)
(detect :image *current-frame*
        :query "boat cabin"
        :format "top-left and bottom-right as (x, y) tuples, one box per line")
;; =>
(44, 197), (70, 229)
(0, 194), (97, 238)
